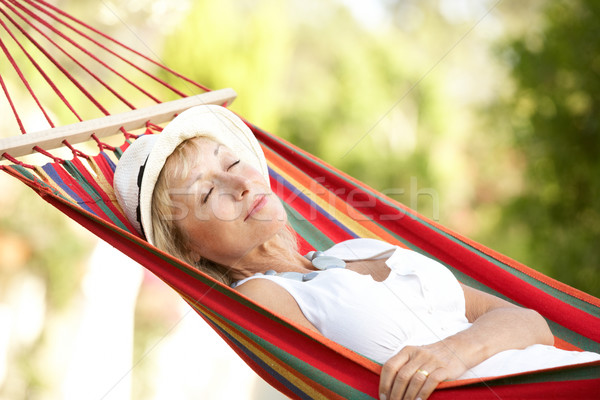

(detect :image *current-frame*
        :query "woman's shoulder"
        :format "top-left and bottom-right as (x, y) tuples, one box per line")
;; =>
(234, 277), (320, 332)
(235, 277), (297, 310)
(235, 276), (278, 295)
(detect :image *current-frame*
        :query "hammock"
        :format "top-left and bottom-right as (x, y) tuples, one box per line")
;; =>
(1, 1), (599, 398)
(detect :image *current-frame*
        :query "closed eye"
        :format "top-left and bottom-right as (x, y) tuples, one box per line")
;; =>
(228, 160), (240, 171)
(202, 187), (213, 204)
(203, 160), (239, 203)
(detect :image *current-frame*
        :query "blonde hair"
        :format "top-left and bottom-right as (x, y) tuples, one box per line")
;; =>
(151, 136), (298, 286)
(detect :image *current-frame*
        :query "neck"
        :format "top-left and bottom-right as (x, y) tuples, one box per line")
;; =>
(229, 235), (313, 281)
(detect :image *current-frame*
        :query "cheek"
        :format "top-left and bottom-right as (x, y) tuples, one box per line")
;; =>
(208, 199), (244, 221)
(270, 196), (288, 222)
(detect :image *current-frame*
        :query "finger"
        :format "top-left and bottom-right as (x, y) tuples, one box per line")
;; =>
(379, 351), (410, 399)
(387, 359), (426, 400)
(415, 369), (447, 400)
(402, 367), (435, 400)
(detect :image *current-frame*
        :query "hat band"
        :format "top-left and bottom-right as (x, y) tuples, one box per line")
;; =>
(135, 155), (149, 239)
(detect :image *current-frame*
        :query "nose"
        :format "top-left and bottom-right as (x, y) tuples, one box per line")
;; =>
(221, 172), (250, 200)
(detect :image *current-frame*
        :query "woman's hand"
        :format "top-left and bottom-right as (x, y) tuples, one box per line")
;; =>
(379, 342), (469, 400)
(379, 284), (554, 400)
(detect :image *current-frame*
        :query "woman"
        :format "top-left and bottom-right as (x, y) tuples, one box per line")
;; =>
(114, 105), (600, 400)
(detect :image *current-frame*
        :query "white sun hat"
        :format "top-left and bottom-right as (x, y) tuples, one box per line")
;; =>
(113, 104), (269, 245)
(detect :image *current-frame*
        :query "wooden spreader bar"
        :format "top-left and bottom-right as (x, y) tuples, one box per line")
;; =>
(0, 88), (237, 159)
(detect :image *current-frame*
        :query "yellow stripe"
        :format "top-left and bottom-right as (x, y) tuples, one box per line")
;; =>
(269, 161), (383, 240)
(34, 165), (73, 201)
(185, 298), (333, 400)
(87, 157), (126, 215)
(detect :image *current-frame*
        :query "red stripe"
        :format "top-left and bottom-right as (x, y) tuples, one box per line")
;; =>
(272, 172), (355, 243)
(253, 125), (600, 344)
(70, 157), (138, 234)
(294, 230), (314, 255)
(51, 162), (112, 220)
(36, 184), (600, 399)
(432, 377), (600, 399)
(189, 301), (350, 400)
(23, 177), (383, 396)
(92, 153), (116, 187)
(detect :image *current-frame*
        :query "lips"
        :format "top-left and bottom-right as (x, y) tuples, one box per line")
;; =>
(245, 194), (268, 221)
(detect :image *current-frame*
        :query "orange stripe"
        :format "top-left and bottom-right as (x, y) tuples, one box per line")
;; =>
(554, 336), (582, 351)
(34, 165), (72, 200)
(343, 176), (600, 309)
(264, 145), (405, 247)
(87, 156), (127, 216)
(427, 216), (600, 308)
(439, 359), (600, 389)
(185, 297), (349, 400)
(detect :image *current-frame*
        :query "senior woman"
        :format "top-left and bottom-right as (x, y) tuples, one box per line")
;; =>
(114, 105), (600, 400)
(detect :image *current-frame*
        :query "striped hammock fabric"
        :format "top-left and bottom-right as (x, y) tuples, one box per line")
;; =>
(2, 121), (600, 399)
(1, 0), (599, 398)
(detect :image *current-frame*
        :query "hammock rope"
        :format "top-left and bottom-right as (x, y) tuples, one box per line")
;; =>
(21, 0), (209, 92)
(0, 12), (84, 122)
(1, 1), (599, 398)
(9, 0), (183, 100)
(0, 69), (24, 133)
(0, 0), (212, 135)
(1, 0), (139, 115)
(0, 24), (56, 127)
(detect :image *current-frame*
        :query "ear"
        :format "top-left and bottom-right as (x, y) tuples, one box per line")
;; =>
(189, 249), (202, 264)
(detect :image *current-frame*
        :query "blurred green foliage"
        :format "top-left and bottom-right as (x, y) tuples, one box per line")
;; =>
(162, 0), (467, 223)
(0, 190), (90, 309)
(486, 0), (600, 296)
(162, 0), (599, 296)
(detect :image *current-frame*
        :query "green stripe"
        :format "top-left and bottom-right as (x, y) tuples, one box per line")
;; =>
(373, 190), (600, 318)
(546, 320), (600, 353)
(11, 164), (37, 181)
(284, 202), (335, 250)
(473, 363), (600, 387)
(191, 302), (376, 400)
(62, 161), (128, 231)
(82, 205), (319, 339)
(259, 134), (600, 352)
(11, 165), (71, 203)
(261, 136), (600, 313)
(264, 133), (600, 315)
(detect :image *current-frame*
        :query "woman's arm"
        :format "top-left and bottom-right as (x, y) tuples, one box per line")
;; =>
(235, 278), (320, 333)
(379, 284), (554, 400)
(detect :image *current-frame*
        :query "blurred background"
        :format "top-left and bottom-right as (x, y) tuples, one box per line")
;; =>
(0, 0), (598, 398)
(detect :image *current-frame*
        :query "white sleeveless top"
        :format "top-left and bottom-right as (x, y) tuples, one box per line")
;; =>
(236, 238), (600, 380)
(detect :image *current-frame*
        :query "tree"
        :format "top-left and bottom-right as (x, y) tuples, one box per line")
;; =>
(489, 0), (600, 296)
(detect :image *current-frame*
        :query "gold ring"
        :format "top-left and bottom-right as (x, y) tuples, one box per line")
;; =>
(416, 369), (429, 377)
